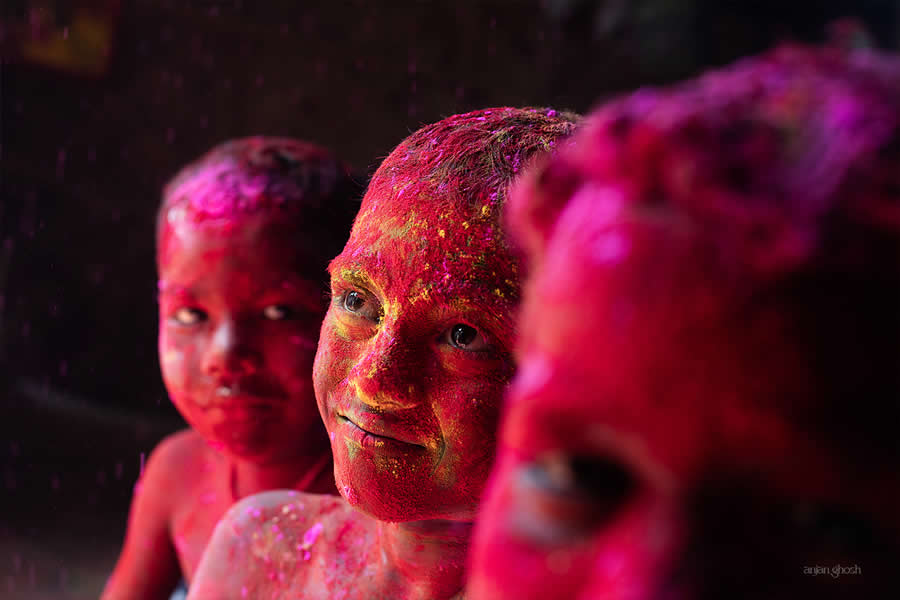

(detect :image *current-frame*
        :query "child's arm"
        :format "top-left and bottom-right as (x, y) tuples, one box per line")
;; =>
(101, 435), (184, 600)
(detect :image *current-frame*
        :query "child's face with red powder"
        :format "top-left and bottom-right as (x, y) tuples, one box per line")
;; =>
(469, 199), (900, 599)
(313, 179), (518, 522)
(158, 210), (326, 464)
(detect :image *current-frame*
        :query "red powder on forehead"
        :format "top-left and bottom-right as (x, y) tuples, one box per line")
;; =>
(343, 107), (579, 304)
(366, 107), (578, 216)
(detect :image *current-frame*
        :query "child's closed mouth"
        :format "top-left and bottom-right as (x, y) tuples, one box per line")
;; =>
(337, 413), (428, 448)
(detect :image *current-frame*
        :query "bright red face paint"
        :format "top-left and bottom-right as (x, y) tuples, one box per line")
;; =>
(470, 47), (900, 600)
(158, 212), (328, 464)
(314, 177), (518, 522)
(313, 108), (578, 523)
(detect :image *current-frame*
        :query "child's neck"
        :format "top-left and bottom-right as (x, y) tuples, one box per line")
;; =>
(374, 518), (472, 600)
(228, 431), (331, 500)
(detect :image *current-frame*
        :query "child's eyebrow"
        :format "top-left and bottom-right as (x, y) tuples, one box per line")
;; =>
(330, 260), (374, 289)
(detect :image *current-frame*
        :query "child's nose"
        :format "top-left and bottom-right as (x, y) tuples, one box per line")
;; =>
(347, 329), (423, 410)
(202, 318), (261, 376)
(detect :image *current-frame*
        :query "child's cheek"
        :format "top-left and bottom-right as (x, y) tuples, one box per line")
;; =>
(432, 379), (502, 490)
(313, 324), (356, 402)
(159, 332), (192, 394)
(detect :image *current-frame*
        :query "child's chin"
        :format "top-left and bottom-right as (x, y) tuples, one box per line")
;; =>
(335, 467), (448, 523)
(206, 434), (276, 463)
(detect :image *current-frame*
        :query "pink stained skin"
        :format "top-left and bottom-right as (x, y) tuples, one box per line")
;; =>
(469, 47), (900, 600)
(102, 138), (354, 600)
(185, 108), (578, 600)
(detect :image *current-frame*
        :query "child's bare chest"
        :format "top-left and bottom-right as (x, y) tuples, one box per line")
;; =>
(170, 468), (233, 583)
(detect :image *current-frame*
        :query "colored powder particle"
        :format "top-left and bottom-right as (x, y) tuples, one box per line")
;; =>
(342, 484), (358, 505)
(298, 522), (324, 561)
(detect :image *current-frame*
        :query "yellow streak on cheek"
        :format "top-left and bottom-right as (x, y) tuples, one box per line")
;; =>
(349, 379), (375, 405)
(327, 314), (352, 341)
(343, 437), (361, 461)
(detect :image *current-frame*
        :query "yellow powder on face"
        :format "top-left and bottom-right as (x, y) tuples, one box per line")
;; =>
(365, 361), (379, 380)
(328, 317), (353, 342)
(374, 455), (407, 479)
(343, 436), (361, 461)
(409, 284), (430, 305)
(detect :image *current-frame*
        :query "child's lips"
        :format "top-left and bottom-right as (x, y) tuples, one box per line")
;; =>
(202, 387), (283, 423)
(327, 394), (443, 453)
(338, 413), (426, 446)
(208, 401), (276, 423)
(337, 415), (429, 457)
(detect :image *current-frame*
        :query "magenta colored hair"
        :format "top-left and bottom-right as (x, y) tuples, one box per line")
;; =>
(509, 45), (900, 461)
(158, 137), (360, 270)
(366, 107), (579, 222)
(511, 45), (900, 278)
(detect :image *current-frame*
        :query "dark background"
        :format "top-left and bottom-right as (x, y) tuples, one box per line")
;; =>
(2, 1), (898, 598)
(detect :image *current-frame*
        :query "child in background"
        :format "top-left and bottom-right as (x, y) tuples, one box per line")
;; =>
(469, 46), (900, 599)
(186, 107), (577, 600)
(102, 138), (359, 600)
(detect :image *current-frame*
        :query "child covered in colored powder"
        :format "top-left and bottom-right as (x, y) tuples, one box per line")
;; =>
(102, 138), (360, 600)
(469, 46), (900, 599)
(184, 107), (577, 600)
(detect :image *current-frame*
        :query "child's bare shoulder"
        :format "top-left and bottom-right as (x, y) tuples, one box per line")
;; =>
(140, 429), (213, 502)
(223, 490), (363, 550)
(151, 429), (209, 465)
(190, 492), (373, 599)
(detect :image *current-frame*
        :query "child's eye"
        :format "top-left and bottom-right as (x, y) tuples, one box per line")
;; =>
(508, 453), (636, 545)
(262, 305), (293, 321)
(340, 290), (382, 322)
(172, 307), (207, 325)
(445, 324), (488, 351)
